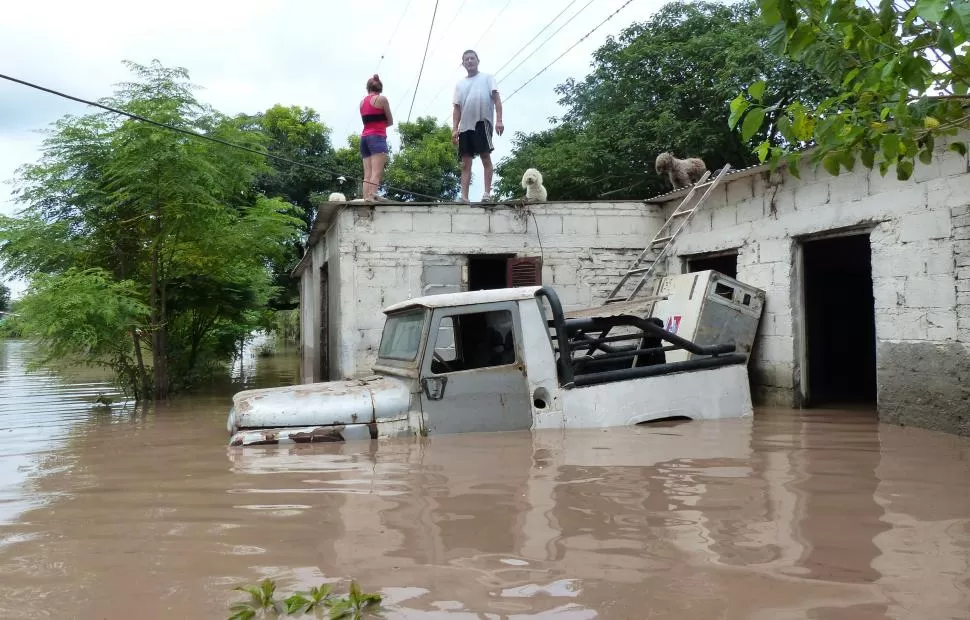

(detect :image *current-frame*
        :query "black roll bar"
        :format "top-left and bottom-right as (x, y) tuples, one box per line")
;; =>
(535, 286), (739, 386)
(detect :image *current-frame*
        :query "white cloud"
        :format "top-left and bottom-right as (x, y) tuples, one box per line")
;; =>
(1, 0), (668, 295)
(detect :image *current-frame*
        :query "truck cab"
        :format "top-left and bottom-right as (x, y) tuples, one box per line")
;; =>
(227, 285), (754, 447)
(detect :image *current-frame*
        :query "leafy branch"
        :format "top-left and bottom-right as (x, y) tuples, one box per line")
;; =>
(228, 578), (382, 620)
(729, 0), (970, 180)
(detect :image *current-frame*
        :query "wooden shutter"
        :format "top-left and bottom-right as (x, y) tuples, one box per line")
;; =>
(506, 256), (542, 287)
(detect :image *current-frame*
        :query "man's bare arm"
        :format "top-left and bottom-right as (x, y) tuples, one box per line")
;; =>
(452, 104), (461, 143)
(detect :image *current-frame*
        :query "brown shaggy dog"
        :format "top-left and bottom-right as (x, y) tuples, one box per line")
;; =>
(655, 152), (707, 190)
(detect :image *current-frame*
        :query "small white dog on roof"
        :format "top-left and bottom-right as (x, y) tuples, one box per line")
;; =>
(328, 192), (347, 201)
(521, 168), (548, 202)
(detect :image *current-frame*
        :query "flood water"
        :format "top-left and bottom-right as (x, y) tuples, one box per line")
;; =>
(0, 339), (968, 619)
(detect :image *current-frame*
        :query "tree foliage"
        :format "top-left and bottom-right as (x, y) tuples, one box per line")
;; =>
(9, 269), (150, 392)
(729, 0), (970, 180)
(330, 135), (365, 200)
(0, 60), (303, 400)
(384, 116), (461, 201)
(237, 105), (342, 311)
(495, 0), (837, 200)
(0, 282), (10, 314)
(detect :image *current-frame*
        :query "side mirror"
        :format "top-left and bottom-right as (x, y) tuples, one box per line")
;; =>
(421, 376), (448, 401)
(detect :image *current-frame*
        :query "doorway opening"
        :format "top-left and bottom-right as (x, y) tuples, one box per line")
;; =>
(468, 255), (514, 290)
(467, 254), (543, 290)
(319, 262), (330, 381)
(686, 250), (738, 279)
(801, 233), (876, 407)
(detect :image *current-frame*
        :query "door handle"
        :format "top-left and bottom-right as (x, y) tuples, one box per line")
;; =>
(421, 376), (448, 401)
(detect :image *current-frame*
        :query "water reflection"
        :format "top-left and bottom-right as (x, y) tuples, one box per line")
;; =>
(0, 337), (967, 618)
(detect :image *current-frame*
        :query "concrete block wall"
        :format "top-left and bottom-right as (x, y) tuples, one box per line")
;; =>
(328, 202), (665, 377)
(665, 140), (970, 435)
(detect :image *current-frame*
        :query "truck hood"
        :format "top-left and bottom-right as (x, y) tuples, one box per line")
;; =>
(228, 375), (411, 433)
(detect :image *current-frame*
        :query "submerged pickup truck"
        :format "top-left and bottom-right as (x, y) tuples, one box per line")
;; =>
(227, 286), (753, 446)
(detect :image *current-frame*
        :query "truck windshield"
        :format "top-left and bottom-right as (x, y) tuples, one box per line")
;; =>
(378, 310), (426, 361)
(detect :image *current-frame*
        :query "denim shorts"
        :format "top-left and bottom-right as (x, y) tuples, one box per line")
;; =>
(360, 134), (388, 158)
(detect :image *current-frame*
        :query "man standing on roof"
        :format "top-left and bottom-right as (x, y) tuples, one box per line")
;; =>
(452, 49), (504, 203)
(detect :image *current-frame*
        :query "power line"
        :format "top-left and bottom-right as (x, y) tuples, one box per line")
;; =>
(395, 0), (468, 117)
(496, 0), (597, 85)
(492, 0), (581, 80)
(505, 0), (637, 102)
(375, 0), (414, 73)
(407, 0), (441, 123)
(472, 0), (513, 49)
(0, 72), (445, 203)
(422, 0), (470, 64)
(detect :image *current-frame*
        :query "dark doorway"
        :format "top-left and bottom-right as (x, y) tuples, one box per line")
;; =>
(468, 254), (514, 290)
(801, 234), (876, 406)
(319, 262), (330, 381)
(687, 252), (738, 279)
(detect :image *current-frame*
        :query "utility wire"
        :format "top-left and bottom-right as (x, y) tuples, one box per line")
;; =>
(505, 0), (636, 102)
(496, 0), (596, 85)
(423, 0), (470, 64)
(375, 0), (414, 73)
(407, 0), (441, 123)
(0, 72), (445, 203)
(472, 0), (513, 48)
(492, 0), (581, 80)
(396, 0), (467, 117)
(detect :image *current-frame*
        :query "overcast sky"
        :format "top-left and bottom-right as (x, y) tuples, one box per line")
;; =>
(1, 0), (672, 296)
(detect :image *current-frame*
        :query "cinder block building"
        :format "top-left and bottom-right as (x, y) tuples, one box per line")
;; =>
(648, 136), (969, 436)
(294, 135), (970, 436)
(293, 200), (663, 380)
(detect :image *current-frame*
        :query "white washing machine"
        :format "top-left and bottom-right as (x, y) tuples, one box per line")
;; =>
(650, 270), (765, 363)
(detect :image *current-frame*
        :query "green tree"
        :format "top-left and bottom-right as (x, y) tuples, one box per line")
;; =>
(0, 282), (9, 313)
(330, 135), (365, 200)
(384, 116), (461, 201)
(238, 105), (341, 311)
(0, 60), (302, 400)
(729, 0), (970, 179)
(495, 0), (838, 200)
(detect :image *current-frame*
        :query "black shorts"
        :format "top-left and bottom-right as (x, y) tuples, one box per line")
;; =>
(458, 120), (494, 158)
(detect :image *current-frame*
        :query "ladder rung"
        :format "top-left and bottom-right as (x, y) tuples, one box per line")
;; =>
(651, 236), (673, 246)
(672, 209), (695, 217)
(626, 266), (653, 274)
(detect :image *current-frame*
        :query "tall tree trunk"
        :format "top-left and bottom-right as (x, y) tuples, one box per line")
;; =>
(151, 233), (169, 401)
(131, 328), (149, 401)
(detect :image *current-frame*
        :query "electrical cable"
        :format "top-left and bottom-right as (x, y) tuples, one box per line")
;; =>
(529, 209), (545, 267)
(0, 72), (446, 203)
(504, 0), (636, 102)
(472, 0), (513, 48)
(496, 0), (596, 85)
(375, 0), (414, 73)
(492, 0), (581, 80)
(417, 0), (514, 112)
(406, 0), (441, 123)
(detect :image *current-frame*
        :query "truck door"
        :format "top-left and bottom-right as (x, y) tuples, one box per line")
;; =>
(418, 302), (532, 435)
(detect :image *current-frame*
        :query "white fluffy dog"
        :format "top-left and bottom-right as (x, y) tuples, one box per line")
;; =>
(521, 168), (548, 202)
(328, 192), (347, 201)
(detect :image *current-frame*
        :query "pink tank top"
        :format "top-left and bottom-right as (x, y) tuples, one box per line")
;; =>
(360, 95), (388, 138)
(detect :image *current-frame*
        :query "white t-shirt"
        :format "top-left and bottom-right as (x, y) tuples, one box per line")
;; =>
(453, 72), (498, 133)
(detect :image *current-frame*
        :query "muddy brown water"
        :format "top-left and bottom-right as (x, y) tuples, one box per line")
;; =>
(1, 339), (968, 619)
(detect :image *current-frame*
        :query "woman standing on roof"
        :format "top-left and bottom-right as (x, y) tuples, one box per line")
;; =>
(359, 74), (393, 201)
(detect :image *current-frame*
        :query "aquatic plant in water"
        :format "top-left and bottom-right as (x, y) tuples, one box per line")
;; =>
(229, 578), (382, 619)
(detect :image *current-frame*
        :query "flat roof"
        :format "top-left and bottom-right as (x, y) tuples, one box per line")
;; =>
(382, 286), (543, 314)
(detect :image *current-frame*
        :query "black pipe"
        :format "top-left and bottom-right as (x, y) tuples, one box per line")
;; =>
(566, 315), (735, 356)
(574, 344), (669, 363)
(571, 354), (748, 387)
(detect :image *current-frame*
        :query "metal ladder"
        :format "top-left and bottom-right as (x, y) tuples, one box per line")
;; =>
(604, 164), (732, 304)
